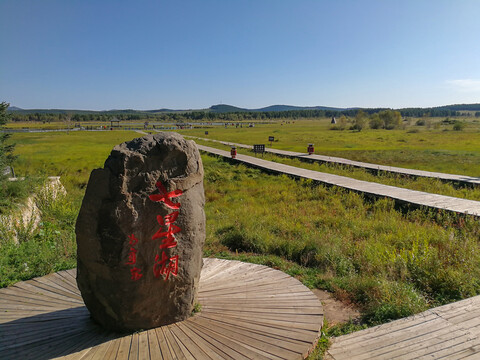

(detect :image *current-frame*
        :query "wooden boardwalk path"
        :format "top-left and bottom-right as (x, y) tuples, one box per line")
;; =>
(190, 136), (480, 187)
(197, 144), (480, 217)
(326, 294), (480, 360)
(0, 258), (323, 360)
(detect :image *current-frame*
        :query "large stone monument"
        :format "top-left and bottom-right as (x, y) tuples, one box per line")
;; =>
(76, 133), (205, 331)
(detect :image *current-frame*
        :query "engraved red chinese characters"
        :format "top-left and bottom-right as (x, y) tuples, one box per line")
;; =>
(152, 212), (181, 249)
(150, 182), (183, 281)
(153, 252), (179, 280)
(149, 181), (182, 209)
(125, 234), (142, 280)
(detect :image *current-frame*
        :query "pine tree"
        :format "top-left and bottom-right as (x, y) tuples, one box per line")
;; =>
(0, 102), (16, 176)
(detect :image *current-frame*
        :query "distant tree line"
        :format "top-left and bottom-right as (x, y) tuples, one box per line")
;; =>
(6, 107), (466, 123)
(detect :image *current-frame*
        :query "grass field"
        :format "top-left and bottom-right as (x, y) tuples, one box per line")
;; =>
(3, 126), (480, 358)
(12, 131), (140, 193)
(188, 137), (480, 201)
(176, 118), (480, 176)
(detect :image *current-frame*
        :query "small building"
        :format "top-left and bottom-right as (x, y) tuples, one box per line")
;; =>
(110, 117), (121, 128)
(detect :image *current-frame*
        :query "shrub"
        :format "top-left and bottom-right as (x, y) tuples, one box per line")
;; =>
(369, 114), (383, 129)
(453, 121), (465, 131)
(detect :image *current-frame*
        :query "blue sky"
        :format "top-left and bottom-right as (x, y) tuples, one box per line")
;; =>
(1, 0), (480, 110)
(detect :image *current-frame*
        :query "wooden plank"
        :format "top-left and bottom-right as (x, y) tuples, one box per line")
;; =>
(146, 329), (163, 360)
(0, 318), (90, 345)
(31, 277), (84, 302)
(162, 326), (188, 360)
(175, 321), (230, 360)
(154, 327), (174, 360)
(112, 334), (132, 360)
(64, 268), (77, 279)
(129, 332), (139, 360)
(78, 337), (117, 360)
(36, 272), (83, 298)
(49, 330), (103, 359)
(49, 271), (80, 294)
(0, 287), (81, 307)
(329, 311), (438, 347)
(200, 311), (322, 332)
(170, 324), (209, 360)
(196, 314), (311, 352)
(331, 322), (466, 359)
(184, 318), (275, 360)
(328, 314), (450, 356)
(97, 337), (122, 360)
(12, 280), (82, 305)
(386, 332), (478, 360)
(197, 312), (319, 343)
(137, 331), (150, 360)
(191, 316), (302, 358)
(0, 329), (91, 359)
(0, 306), (88, 325)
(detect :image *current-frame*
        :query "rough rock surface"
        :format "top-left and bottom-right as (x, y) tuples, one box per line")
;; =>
(76, 132), (205, 331)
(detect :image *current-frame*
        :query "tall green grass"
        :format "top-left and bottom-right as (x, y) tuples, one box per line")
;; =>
(201, 154), (480, 325)
(0, 184), (78, 287)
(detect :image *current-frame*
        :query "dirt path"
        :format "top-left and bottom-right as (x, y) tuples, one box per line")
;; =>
(312, 289), (360, 325)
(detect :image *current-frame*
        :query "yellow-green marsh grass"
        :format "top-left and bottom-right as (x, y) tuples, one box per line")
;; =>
(177, 118), (480, 176)
(201, 154), (480, 325)
(190, 138), (480, 201)
(12, 130), (143, 193)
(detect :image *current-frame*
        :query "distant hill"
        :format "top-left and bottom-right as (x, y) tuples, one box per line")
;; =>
(209, 104), (348, 113)
(209, 104), (247, 113)
(144, 109), (176, 113)
(7, 106), (23, 111)
(256, 105), (349, 112)
(7, 108), (101, 114)
(6, 103), (480, 115)
(435, 103), (480, 111)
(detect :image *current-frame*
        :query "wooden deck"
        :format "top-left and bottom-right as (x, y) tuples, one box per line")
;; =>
(197, 144), (480, 217)
(190, 136), (480, 187)
(326, 294), (480, 360)
(0, 258), (323, 360)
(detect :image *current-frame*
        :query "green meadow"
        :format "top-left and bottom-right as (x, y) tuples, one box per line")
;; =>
(177, 118), (480, 176)
(2, 124), (480, 357)
(189, 137), (480, 201)
(12, 131), (140, 193)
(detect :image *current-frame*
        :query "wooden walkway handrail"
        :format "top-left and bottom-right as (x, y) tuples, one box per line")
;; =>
(189, 136), (480, 187)
(197, 144), (480, 217)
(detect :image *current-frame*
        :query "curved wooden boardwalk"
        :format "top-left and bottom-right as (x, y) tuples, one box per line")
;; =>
(0, 258), (323, 360)
(190, 136), (480, 187)
(326, 294), (480, 360)
(197, 144), (480, 217)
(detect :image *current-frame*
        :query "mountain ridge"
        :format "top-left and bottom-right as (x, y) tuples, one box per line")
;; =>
(7, 103), (480, 114)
